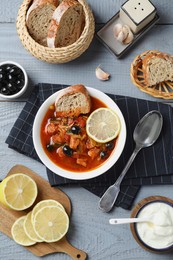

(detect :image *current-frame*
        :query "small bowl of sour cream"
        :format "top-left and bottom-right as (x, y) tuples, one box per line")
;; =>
(130, 196), (173, 253)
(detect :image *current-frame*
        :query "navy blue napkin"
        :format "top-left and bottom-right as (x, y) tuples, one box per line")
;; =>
(5, 83), (173, 209)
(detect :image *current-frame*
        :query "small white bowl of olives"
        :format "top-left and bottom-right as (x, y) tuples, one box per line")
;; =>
(0, 61), (28, 99)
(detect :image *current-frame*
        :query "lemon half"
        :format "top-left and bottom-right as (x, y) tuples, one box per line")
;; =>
(86, 108), (121, 143)
(0, 173), (38, 211)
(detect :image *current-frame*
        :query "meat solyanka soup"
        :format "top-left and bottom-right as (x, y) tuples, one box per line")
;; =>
(40, 96), (118, 172)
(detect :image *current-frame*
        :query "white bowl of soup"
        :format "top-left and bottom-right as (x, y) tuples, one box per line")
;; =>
(33, 86), (126, 180)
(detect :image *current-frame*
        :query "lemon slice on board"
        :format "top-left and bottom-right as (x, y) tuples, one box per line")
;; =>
(31, 199), (65, 223)
(0, 173), (38, 211)
(86, 108), (121, 143)
(24, 212), (43, 242)
(33, 205), (69, 243)
(11, 216), (36, 246)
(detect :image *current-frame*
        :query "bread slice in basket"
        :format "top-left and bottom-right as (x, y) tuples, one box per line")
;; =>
(47, 0), (85, 48)
(142, 52), (173, 86)
(55, 84), (91, 117)
(130, 50), (173, 99)
(26, 0), (59, 46)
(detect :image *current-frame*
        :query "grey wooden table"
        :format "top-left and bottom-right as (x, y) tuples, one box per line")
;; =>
(1, 0), (173, 259)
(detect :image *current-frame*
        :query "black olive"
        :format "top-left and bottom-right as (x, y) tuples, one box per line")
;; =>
(105, 142), (114, 150)
(100, 151), (107, 159)
(17, 72), (24, 80)
(7, 83), (18, 94)
(0, 71), (6, 82)
(7, 82), (12, 88)
(5, 64), (13, 71)
(16, 79), (24, 89)
(63, 145), (73, 156)
(0, 87), (10, 95)
(0, 80), (8, 89)
(46, 144), (55, 152)
(9, 67), (21, 76)
(71, 125), (81, 134)
(7, 82), (15, 93)
(7, 74), (13, 81)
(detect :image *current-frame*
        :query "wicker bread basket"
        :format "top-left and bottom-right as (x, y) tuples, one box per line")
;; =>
(16, 0), (95, 63)
(130, 50), (173, 99)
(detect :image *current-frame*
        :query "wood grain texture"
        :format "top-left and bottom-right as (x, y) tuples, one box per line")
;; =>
(1, 97), (173, 260)
(0, 0), (173, 24)
(0, 165), (87, 260)
(1, 23), (173, 102)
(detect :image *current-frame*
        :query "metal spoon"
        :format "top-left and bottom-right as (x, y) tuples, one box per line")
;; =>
(109, 218), (154, 225)
(99, 110), (163, 213)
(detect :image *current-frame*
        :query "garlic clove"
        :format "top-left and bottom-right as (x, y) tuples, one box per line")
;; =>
(113, 23), (123, 38)
(116, 31), (125, 43)
(113, 23), (134, 45)
(95, 67), (110, 81)
(122, 24), (130, 31)
(123, 26), (134, 44)
(122, 25), (129, 40)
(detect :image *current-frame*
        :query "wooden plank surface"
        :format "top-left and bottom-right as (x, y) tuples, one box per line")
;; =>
(1, 0), (173, 260)
(1, 23), (173, 101)
(0, 165), (87, 260)
(1, 0), (173, 24)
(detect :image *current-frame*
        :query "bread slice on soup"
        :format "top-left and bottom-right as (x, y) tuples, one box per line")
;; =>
(55, 84), (91, 117)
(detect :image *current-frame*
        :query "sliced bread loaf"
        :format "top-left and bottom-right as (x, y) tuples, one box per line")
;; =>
(55, 84), (91, 117)
(26, 0), (59, 46)
(47, 0), (85, 48)
(142, 52), (173, 86)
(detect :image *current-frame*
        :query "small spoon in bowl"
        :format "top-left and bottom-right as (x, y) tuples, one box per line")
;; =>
(109, 218), (154, 225)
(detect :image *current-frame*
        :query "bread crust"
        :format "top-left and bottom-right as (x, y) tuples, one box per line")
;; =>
(26, 0), (59, 46)
(26, 0), (59, 21)
(142, 52), (173, 86)
(47, 0), (84, 48)
(55, 84), (91, 117)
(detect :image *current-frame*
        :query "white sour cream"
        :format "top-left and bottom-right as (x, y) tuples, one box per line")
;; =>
(136, 202), (173, 249)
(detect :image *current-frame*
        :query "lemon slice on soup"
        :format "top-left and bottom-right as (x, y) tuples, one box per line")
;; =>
(11, 216), (36, 246)
(86, 108), (121, 143)
(33, 205), (69, 243)
(0, 173), (38, 210)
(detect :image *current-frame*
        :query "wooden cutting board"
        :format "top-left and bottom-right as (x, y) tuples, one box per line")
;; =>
(0, 165), (87, 259)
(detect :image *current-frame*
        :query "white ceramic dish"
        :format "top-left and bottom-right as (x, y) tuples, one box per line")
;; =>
(96, 12), (159, 58)
(130, 196), (173, 253)
(33, 87), (126, 180)
(0, 61), (28, 99)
